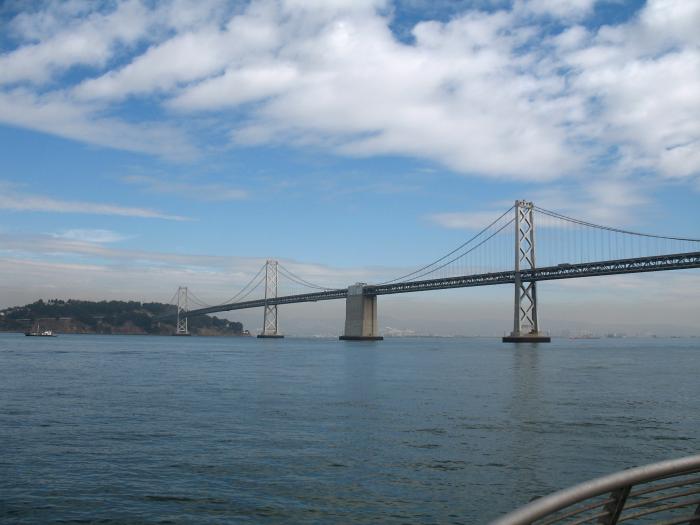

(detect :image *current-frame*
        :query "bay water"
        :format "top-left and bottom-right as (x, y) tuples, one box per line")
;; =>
(1, 334), (698, 523)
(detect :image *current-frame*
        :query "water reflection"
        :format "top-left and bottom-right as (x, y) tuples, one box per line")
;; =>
(507, 344), (551, 498)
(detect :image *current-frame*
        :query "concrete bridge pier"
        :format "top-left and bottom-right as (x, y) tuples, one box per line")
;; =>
(339, 284), (383, 341)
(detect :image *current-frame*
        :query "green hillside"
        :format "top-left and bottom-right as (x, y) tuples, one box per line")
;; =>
(0, 299), (246, 336)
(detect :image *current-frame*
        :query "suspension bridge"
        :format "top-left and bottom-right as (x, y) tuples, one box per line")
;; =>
(165, 201), (700, 342)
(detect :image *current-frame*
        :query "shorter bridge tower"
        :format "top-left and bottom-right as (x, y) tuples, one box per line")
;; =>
(175, 286), (191, 336)
(339, 283), (383, 341)
(503, 200), (550, 343)
(258, 260), (284, 338)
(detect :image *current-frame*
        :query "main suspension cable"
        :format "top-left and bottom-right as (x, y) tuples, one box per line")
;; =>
(211, 263), (267, 306)
(278, 264), (335, 290)
(187, 290), (212, 308)
(229, 272), (266, 303)
(535, 206), (700, 242)
(182, 263), (268, 310)
(399, 217), (515, 282)
(377, 205), (515, 285)
(165, 289), (179, 306)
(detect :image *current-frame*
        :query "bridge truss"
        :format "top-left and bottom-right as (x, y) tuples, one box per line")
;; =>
(180, 251), (700, 316)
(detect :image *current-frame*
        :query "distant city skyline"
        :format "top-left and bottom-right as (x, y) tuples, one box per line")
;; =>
(1, 0), (699, 335)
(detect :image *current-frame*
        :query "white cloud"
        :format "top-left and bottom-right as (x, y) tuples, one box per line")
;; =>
(169, 63), (299, 110)
(74, 2), (284, 101)
(430, 178), (651, 233)
(52, 229), (131, 243)
(429, 210), (508, 230)
(0, 233), (232, 268)
(0, 0), (698, 181)
(226, 7), (579, 180)
(0, 0), (153, 85)
(0, 231), (384, 308)
(74, 28), (234, 100)
(0, 0), (232, 160)
(555, 1), (700, 179)
(530, 179), (650, 226)
(121, 175), (248, 201)
(0, 89), (196, 160)
(0, 184), (188, 221)
(518, 0), (596, 20)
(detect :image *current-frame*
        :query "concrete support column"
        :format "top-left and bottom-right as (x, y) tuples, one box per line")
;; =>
(339, 283), (383, 341)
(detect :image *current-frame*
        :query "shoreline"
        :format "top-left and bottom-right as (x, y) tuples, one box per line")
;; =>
(0, 329), (252, 337)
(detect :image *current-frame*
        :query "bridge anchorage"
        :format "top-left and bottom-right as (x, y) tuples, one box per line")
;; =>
(503, 200), (550, 343)
(257, 260), (284, 338)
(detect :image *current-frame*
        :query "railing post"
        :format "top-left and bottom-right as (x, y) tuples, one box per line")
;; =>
(691, 503), (700, 525)
(598, 486), (631, 525)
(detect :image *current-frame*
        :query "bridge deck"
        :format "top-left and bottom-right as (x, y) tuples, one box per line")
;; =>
(182, 251), (700, 318)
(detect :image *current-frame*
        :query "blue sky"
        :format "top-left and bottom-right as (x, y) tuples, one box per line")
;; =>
(0, 0), (699, 334)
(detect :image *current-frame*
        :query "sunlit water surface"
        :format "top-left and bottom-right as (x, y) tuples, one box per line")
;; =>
(1, 334), (698, 524)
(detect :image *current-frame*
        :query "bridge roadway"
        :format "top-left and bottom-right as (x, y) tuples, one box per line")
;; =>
(183, 251), (700, 318)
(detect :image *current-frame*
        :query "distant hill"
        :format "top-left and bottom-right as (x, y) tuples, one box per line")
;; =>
(0, 299), (246, 336)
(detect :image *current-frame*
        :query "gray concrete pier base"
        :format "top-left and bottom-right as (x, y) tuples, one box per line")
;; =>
(339, 284), (383, 341)
(503, 332), (551, 343)
(257, 334), (285, 339)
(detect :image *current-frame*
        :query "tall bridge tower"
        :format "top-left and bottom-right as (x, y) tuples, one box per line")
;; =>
(175, 286), (190, 336)
(258, 260), (284, 338)
(503, 200), (550, 342)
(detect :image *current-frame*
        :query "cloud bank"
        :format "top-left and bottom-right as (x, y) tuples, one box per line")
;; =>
(0, 183), (188, 220)
(0, 0), (697, 182)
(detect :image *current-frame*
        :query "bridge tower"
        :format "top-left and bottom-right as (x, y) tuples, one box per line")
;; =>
(175, 286), (190, 336)
(258, 260), (284, 338)
(339, 283), (383, 341)
(503, 200), (551, 343)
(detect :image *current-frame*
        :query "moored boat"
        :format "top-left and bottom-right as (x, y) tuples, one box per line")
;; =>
(25, 329), (56, 337)
(25, 324), (57, 337)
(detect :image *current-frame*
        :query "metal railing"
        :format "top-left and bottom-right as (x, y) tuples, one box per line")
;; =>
(490, 455), (700, 525)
